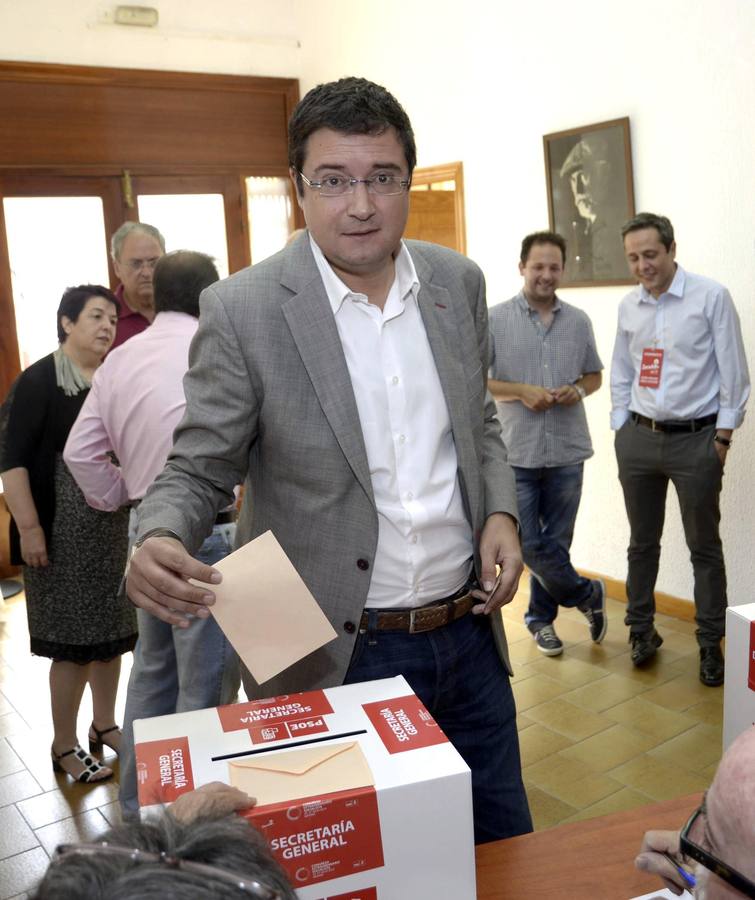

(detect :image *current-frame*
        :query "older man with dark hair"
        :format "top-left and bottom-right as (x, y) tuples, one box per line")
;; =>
(64, 250), (239, 819)
(109, 221), (166, 349)
(126, 77), (532, 844)
(611, 212), (750, 684)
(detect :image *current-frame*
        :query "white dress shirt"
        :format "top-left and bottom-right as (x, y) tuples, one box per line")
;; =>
(310, 237), (472, 609)
(610, 265), (750, 430)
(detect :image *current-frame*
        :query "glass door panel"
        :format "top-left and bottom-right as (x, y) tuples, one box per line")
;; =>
(136, 193), (229, 279)
(246, 176), (293, 264)
(3, 196), (110, 368)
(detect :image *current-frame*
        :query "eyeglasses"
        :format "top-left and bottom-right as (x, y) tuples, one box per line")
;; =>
(680, 795), (755, 898)
(54, 842), (282, 899)
(298, 170), (410, 197)
(123, 256), (160, 272)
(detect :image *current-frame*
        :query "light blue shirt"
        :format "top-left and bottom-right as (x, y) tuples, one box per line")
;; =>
(610, 265), (750, 430)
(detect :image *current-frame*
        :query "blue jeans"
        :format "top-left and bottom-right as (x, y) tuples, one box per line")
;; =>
(345, 611), (532, 844)
(513, 464), (593, 630)
(119, 522), (241, 816)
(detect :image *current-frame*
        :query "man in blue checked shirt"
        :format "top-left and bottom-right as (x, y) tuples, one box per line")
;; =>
(611, 212), (750, 686)
(489, 231), (606, 657)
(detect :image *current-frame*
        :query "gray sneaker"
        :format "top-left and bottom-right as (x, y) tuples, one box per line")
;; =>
(532, 623), (564, 656)
(579, 579), (607, 643)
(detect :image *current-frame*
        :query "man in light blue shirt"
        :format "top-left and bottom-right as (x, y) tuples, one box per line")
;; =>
(611, 212), (750, 685)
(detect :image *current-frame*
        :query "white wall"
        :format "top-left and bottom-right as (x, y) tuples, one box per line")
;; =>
(2, 0), (754, 604)
(0, 0), (301, 77)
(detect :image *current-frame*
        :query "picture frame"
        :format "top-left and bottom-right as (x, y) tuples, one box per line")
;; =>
(543, 117), (636, 287)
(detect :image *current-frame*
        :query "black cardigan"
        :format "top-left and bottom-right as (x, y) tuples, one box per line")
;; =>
(1, 354), (88, 566)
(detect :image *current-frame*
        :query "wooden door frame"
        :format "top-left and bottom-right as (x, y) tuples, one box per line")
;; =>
(131, 173), (253, 275)
(0, 61), (300, 399)
(410, 161), (466, 255)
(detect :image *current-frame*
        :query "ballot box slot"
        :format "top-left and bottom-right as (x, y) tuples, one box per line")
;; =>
(211, 729), (369, 761)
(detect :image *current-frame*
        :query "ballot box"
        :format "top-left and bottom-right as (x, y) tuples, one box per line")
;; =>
(134, 675), (476, 900)
(723, 603), (755, 750)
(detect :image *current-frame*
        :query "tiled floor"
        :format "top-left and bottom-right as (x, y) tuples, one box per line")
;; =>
(0, 583), (722, 898)
(504, 587), (722, 831)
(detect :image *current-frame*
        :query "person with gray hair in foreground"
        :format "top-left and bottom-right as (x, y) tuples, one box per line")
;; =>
(31, 783), (296, 900)
(635, 726), (755, 898)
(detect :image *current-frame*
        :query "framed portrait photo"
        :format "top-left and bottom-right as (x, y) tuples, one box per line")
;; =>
(543, 117), (636, 287)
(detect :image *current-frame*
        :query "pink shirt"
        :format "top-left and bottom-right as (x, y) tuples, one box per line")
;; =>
(64, 312), (198, 510)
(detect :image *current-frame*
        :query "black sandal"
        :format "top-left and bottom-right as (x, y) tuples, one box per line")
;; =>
(88, 723), (122, 756)
(52, 745), (113, 783)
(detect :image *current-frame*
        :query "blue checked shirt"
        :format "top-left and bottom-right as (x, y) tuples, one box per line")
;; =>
(489, 292), (603, 467)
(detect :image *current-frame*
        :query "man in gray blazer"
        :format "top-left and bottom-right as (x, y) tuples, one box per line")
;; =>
(127, 77), (532, 843)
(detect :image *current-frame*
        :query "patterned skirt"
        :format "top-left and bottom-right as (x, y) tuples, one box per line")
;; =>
(23, 455), (137, 663)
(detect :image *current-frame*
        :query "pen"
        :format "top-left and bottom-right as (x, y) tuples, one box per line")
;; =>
(662, 852), (696, 890)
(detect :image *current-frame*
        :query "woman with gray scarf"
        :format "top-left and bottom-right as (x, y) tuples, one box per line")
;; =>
(1, 284), (137, 782)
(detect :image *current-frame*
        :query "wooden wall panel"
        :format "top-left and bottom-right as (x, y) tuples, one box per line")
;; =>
(0, 62), (298, 171)
(405, 192), (458, 251)
(0, 62), (299, 400)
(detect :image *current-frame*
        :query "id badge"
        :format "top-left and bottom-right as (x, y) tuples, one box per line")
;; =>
(639, 348), (664, 388)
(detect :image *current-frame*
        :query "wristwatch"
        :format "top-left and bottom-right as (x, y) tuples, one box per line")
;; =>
(574, 383), (587, 401)
(714, 434), (732, 448)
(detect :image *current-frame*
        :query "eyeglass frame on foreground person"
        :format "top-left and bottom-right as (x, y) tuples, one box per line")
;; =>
(635, 726), (755, 899)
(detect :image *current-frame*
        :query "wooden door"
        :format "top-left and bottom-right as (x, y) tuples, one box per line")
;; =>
(404, 162), (466, 254)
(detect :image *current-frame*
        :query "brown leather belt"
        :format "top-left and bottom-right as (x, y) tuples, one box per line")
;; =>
(359, 591), (476, 634)
(631, 412), (717, 433)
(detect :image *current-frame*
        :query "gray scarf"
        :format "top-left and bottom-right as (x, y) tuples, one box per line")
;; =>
(53, 346), (91, 397)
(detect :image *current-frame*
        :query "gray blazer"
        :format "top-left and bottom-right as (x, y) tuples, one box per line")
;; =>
(138, 234), (518, 696)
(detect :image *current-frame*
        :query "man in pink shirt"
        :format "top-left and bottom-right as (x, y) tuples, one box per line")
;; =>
(109, 222), (166, 350)
(64, 250), (239, 818)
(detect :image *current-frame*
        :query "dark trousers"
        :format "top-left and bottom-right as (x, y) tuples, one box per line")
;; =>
(615, 420), (726, 647)
(345, 611), (533, 844)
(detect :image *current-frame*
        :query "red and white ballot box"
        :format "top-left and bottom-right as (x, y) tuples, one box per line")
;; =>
(723, 603), (755, 750)
(134, 675), (476, 900)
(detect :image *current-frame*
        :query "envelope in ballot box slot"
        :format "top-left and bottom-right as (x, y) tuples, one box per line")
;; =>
(228, 742), (374, 807)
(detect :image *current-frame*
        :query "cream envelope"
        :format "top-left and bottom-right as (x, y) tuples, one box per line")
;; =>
(227, 741), (374, 806)
(196, 530), (337, 685)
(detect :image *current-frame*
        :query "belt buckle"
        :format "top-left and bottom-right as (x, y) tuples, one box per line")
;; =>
(409, 608), (433, 634)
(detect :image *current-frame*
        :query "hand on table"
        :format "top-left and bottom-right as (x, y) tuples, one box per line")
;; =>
(635, 829), (692, 895)
(169, 782), (256, 824)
